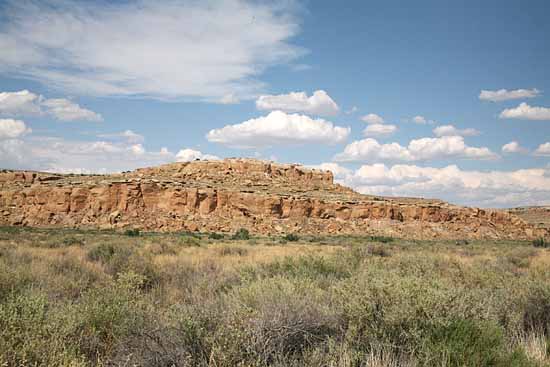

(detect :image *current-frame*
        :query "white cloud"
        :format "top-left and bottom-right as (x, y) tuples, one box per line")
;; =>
(129, 144), (146, 155)
(98, 130), (144, 144)
(310, 162), (353, 182)
(479, 88), (540, 102)
(433, 125), (480, 137)
(0, 136), (177, 173)
(256, 90), (339, 116)
(363, 123), (397, 137)
(534, 142), (550, 156)
(0, 90), (102, 122)
(345, 106), (358, 114)
(334, 136), (497, 162)
(40, 98), (103, 122)
(502, 141), (528, 154)
(361, 113), (384, 124)
(499, 103), (550, 121)
(175, 148), (220, 162)
(0, 90), (41, 115)
(0, 119), (32, 140)
(206, 110), (350, 148)
(0, 0), (302, 100)
(219, 94), (240, 105)
(410, 115), (435, 125)
(320, 162), (550, 208)
(0, 126), (218, 172)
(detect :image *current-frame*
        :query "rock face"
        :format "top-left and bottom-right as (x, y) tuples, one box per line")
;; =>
(0, 159), (547, 239)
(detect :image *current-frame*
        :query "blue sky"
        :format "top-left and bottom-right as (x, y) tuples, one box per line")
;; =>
(0, 0), (549, 207)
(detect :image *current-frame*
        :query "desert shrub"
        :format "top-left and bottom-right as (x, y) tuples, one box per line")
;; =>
(62, 236), (85, 246)
(455, 239), (470, 246)
(501, 247), (537, 269)
(87, 243), (116, 263)
(532, 237), (548, 248)
(124, 228), (141, 237)
(179, 236), (201, 247)
(214, 278), (339, 365)
(370, 235), (394, 243)
(147, 241), (179, 255)
(73, 272), (150, 360)
(245, 255), (351, 282)
(420, 319), (525, 367)
(87, 244), (159, 288)
(181, 231), (201, 238)
(521, 283), (550, 335)
(283, 233), (300, 242)
(217, 245), (248, 257)
(0, 292), (86, 366)
(208, 232), (224, 240)
(367, 244), (391, 257)
(232, 228), (250, 240)
(108, 249), (159, 289)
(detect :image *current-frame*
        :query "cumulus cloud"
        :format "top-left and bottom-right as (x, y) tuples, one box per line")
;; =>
(363, 124), (397, 137)
(0, 135), (176, 173)
(310, 162), (353, 182)
(409, 115), (435, 125)
(175, 148), (220, 162)
(479, 88), (540, 102)
(206, 110), (350, 148)
(433, 125), (480, 137)
(334, 136), (497, 162)
(361, 113), (384, 124)
(0, 0), (302, 100)
(320, 162), (550, 208)
(0, 119), (32, 139)
(499, 103), (550, 120)
(0, 90), (41, 115)
(256, 90), (339, 116)
(0, 125), (218, 172)
(534, 142), (550, 156)
(0, 90), (102, 122)
(502, 141), (528, 154)
(40, 98), (103, 122)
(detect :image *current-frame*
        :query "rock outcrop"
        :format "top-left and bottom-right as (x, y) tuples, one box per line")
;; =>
(0, 159), (546, 239)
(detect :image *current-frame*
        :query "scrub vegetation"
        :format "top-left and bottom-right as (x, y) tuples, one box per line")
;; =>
(1, 226), (550, 366)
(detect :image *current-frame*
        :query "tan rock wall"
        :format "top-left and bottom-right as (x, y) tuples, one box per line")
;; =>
(1, 179), (546, 239)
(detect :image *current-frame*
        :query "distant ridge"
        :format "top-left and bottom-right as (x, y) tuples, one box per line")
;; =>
(0, 158), (547, 239)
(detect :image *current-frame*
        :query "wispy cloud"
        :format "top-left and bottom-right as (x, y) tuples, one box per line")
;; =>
(0, 0), (303, 101)
(479, 88), (540, 102)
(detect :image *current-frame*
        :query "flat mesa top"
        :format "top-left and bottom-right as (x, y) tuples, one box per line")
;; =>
(0, 158), (445, 206)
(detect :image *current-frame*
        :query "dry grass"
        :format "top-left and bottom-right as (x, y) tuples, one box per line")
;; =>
(1, 227), (550, 366)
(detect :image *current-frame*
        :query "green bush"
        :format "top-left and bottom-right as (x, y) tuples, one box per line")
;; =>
(231, 228), (250, 240)
(283, 233), (300, 242)
(532, 237), (548, 248)
(87, 243), (116, 263)
(124, 228), (141, 237)
(421, 319), (533, 367)
(208, 232), (224, 240)
(369, 235), (394, 243)
(0, 292), (86, 366)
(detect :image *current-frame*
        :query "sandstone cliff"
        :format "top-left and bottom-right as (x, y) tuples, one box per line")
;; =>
(0, 159), (546, 239)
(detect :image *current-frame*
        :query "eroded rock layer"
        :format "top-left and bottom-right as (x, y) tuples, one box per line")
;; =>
(0, 159), (546, 239)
